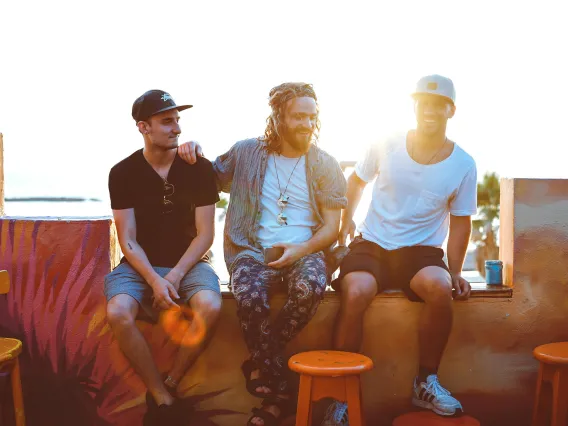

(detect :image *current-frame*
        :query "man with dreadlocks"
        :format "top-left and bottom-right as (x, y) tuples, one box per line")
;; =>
(178, 82), (347, 426)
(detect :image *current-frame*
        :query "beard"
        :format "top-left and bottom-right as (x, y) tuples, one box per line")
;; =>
(282, 126), (312, 153)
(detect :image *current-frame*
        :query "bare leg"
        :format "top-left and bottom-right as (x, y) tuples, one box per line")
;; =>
(410, 266), (453, 372)
(333, 271), (377, 352)
(167, 290), (222, 387)
(106, 294), (174, 406)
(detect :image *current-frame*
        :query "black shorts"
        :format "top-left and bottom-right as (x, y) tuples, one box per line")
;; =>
(332, 236), (449, 302)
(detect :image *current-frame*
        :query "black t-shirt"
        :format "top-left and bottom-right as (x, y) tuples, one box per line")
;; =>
(108, 149), (219, 267)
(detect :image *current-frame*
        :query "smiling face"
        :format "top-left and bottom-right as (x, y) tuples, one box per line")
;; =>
(414, 94), (456, 137)
(137, 109), (181, 151)
(280, 96), (318, 153)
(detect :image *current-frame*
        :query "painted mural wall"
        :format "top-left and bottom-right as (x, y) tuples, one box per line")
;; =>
(1, 178), (568, 425)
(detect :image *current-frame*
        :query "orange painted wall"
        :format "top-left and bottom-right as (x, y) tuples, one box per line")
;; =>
(1, 178), (568, 425)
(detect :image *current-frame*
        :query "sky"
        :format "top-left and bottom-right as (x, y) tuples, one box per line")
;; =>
(1, 0), (567, 201)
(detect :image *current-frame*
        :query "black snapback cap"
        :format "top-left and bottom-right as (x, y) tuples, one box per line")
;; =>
(132, 90), (192, 122)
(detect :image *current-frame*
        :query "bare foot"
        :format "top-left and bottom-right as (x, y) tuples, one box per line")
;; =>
(250, 369), (271, 394)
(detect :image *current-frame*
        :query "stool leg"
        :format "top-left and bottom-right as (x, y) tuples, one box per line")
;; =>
(551, 368), (568, 426)
(345, 376), (364, 426)
(11, 358), (26, 426)
(295, 374), (312, 426)
(532, 363), (546, 426)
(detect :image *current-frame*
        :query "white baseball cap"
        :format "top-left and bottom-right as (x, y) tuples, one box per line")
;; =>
(412, 74), (456, 105)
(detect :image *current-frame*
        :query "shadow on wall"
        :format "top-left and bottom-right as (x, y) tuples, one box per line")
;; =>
(0, 219), (239, 426)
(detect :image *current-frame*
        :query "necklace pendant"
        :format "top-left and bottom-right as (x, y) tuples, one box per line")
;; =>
(277, 212), (288, 226)
(277, 194), (289, 208)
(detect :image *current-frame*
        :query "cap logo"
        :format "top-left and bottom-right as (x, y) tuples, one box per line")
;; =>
(427, 82), (438, 90)
(161, 93), (172, 102)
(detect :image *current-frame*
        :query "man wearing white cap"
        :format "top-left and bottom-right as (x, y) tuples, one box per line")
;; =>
(323, 75), (477, 423)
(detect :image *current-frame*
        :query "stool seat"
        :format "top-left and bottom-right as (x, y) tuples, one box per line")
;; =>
(534, 342), (568, 365)
(393, 412), (480, 426)
(0, 338), (22, 363)
(289, 350), (373, 376)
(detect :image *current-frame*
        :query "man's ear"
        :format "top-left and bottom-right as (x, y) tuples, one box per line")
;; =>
(447, 104), (456, 119)
(137, 121), (150, 135)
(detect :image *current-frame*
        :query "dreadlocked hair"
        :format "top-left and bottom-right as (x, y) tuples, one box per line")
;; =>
(262, 82), (321, 153)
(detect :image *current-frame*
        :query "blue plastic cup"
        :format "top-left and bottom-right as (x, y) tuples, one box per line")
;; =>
(485, 260), (503, 285)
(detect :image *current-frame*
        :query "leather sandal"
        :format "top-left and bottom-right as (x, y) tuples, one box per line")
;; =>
(241, 359), (273, 398)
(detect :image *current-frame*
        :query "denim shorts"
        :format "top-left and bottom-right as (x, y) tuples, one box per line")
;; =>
(104, 260), (220, 323)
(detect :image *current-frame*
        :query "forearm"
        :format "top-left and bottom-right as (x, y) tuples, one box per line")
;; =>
(342, 173), (365, 223)
(447, 222), (472, 275)
(303, 221), (340, 256)
(120, 239), (161, 287)
(171, 233), (214, 279)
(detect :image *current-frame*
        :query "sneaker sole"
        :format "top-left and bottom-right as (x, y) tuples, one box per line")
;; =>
(412, 397), (458, 416)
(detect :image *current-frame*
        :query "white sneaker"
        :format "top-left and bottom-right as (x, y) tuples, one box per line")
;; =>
(321, 400), (349, 426)
(412, 375), (464, 416)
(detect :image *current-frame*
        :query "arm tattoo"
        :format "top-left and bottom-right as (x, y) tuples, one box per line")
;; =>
(128, 243), (133, 250)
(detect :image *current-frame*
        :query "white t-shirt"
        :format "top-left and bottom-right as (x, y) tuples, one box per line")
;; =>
(257, 154), (316, 248)
(356, 132), (477, 250)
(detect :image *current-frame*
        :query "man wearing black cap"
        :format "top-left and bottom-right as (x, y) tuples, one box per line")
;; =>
(104, 90), (222, 425)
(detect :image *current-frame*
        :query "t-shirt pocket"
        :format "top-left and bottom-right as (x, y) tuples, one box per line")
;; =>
(414, 190), (446, 219)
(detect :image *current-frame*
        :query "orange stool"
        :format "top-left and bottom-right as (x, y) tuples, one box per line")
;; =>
(0, 270), (25, 426)
(393, 412), (480, 426)
(289, 350), (373, 426)
(532, 342), (568, 426)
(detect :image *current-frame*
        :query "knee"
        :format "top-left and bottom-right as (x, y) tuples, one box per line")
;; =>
(193, 292), (222, 322)
(416, 276), (452, 304)
(106, 301), (136, 329)
(341, 276), (376, 313)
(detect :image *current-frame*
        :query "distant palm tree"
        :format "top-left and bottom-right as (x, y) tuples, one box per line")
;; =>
(474, 172), (500, 231)
(473, 172), (500, 275)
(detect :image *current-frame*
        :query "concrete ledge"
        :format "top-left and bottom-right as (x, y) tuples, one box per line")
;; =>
(219, 285), (512, 299)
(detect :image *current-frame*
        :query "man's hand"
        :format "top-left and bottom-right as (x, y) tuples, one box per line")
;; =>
(164, 268), (184, 292)
(338, 218), (356, 246)
(267, 242), (308, 269)
(178, 141), (203, 165)
(451, 272), (471, 300)
(150, 276), (181, 310)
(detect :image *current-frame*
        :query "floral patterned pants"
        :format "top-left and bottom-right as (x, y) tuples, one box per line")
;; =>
(231, 253), (328, 394)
